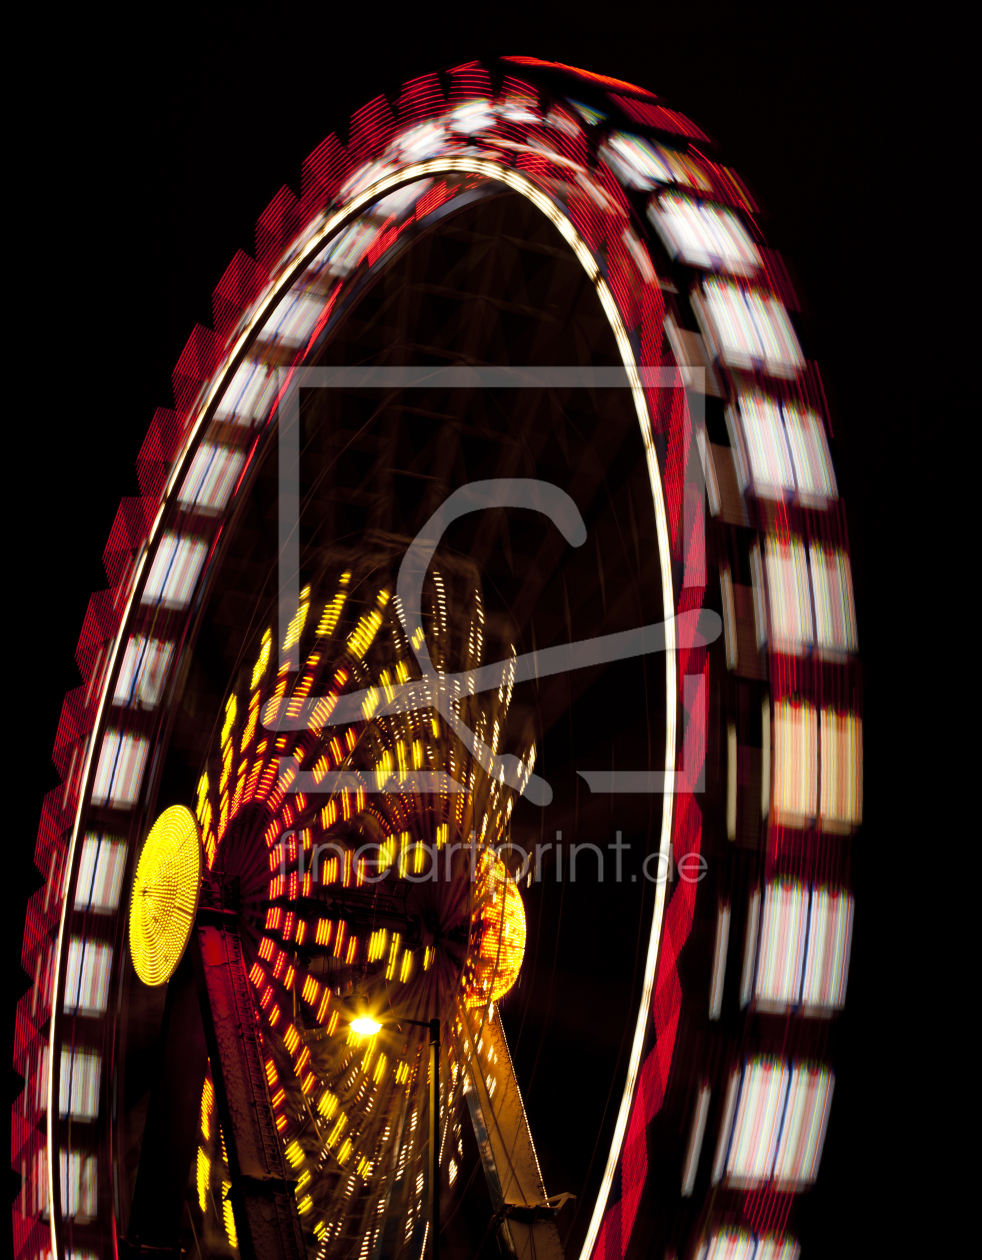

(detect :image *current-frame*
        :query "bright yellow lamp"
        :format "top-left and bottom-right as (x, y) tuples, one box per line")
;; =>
(129, 804), (202, 986)
(350, 1016), (382, 1036)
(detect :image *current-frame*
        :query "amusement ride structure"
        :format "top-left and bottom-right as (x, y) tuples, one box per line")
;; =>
(12, 55), (861, 1260)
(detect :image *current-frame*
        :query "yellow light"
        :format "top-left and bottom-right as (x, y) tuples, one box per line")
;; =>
(317, 575), (350, 638)
(317, 1089), (338, 1119)
(128, 805), (202, 986)
(222, 1181), (238, 1249)
(196, 1146), (210, 1212)
(220, 694), (237, 748)
(251, 628), (272, 690)
(200, 1075), (214, 1140)
(350, 1016), (382, 1036)
(282, 585), (311, 653)
(464, 852), (527, 1006)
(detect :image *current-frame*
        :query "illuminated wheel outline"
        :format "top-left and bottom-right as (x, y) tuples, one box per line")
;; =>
(12, 57), (862, 1260)
(192, 561), (546, 1256)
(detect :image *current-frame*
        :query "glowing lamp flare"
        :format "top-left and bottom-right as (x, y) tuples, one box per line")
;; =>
(128, 804), (202, 986)
(350, 1016), (382, 1036)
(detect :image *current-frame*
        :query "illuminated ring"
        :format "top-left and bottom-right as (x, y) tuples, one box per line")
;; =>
(13, 57), (861, 1260)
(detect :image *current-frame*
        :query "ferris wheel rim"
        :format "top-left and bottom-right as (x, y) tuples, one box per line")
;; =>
(45, 155), (682, 1259)
(18, 56), (857, 1260)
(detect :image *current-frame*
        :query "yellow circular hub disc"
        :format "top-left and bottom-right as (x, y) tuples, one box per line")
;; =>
(128, 804), (202, 986)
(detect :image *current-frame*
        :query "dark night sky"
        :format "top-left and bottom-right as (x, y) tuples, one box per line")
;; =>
(12, 5), (957, 1254)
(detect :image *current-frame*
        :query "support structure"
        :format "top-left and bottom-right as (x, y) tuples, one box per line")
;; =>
(192, 882), (306, 1260)
(125, 949), (208, 1252)
(460, 1004), (565, 1260)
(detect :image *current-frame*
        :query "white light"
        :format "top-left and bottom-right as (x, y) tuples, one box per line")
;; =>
(59, 1049), (101, 1120)
(764, 535), (813, 654)
(113, 636), (174, 709)
(726, 1059), (790, 1184)
(448, 100), (496, 134)
(141, 533), (207, 610)
(682, 1085), (711, 1196)
(371, 181), (431, 220)
(819, 709), (862, 828)
(63, 939), (112, 1016)
(714, 1058), (834, 1189)
(731, 393), (837, 507)
(733, 394), (795, 499)
(740, 889), (760, 1009)
(772, 1065), (834, 1187)
(262, 288), (325, 348)
(709, 904), (730, 1019)
(310, 218), (379, 276)
(214, 357), (278, 426)
(649, 193), (760, 276)
(498, 101), (540, 123)
(773, 700), (818, 824)
(810, 546), (857, 656)
(700, 1229), (801, 1260)
(600, 132), (672, 189)
(91, 730), (148, 809)
(59, 1149), (97, 1220)
(74, 834), (127, 912)
(755, 882), (808, 1009)
(801, 887), (854, 1011)
(178, 443), (245, 515)
(394, 122), (451, 161)
(783, 402), (837, 503)
(694, 279), (803, 378)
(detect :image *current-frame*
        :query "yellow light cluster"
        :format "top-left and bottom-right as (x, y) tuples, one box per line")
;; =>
(316, 573), (350, 637)
(367, 928), (388, 962)
(222, 1183), (237, 1249)
(221, 694), (238, 748)
(327, 1114), (348, 1149)
(282, 586), (311, 653)
(348, 608), (383, 658)
(196, 1147), (210, 1212)
(251, 628), (272, 690)
(129, 805), (202, 986)
(465, 853), (527, 1006)
(200, 1075), (213, 1140)
(385, 933), (402, 981)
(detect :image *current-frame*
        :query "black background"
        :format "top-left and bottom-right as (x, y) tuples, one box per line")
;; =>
(12, 4), (958, 1254)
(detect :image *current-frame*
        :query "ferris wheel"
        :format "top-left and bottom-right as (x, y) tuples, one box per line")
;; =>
(12, 55), (862, 1260)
